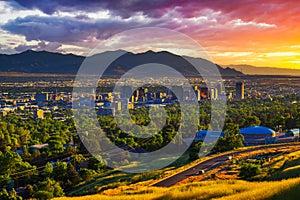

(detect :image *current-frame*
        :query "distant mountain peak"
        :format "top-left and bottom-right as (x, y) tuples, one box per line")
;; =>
(145, 50), (155, 53)
(0, 50), (243, 76)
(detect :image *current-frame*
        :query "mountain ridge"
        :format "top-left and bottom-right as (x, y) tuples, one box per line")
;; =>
(223, 64), (300, 76)
(0, 50), (243, 77)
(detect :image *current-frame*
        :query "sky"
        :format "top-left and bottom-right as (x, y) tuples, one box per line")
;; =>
(0, 0), (299, 69)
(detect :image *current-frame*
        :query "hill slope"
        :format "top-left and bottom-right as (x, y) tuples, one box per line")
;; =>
(0, 50), (243, 77)
(54, 177), (300, 200)
(223, 64), (300, 76)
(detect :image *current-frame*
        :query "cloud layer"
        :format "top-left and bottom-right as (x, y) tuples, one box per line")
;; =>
(0, 0), (299, 68)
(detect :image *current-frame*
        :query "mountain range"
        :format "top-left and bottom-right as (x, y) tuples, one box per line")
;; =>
(0, 50), (243, 77)
(223, 64), (300, 76)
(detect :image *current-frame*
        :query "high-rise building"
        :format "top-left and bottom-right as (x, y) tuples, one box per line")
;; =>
(34, 109), (44, 119)
(200, 87), (209, 99)
(154, 92), (163, 99)
(236, 82), (245, 100)
(133, 90), (139, 101)
(130, 96), (135, 103)
(145, 92), (152, 101)
(35, 93), (48, 102)
(214, 88), (218, 100)
(217, 82), (224, 95)
(137, 87), (147, 102)
(120, 86), (132, 98)
(171, 85), (183, 101)
(210, 88), (215, 99)
(128, 102), (134, 109)
(195, 89), (201, 101)
(96, 95), (102, 100)
(114, 101), (122, 110)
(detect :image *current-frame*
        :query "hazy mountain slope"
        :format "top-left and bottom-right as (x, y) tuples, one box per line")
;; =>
(223, 64), (300, 76)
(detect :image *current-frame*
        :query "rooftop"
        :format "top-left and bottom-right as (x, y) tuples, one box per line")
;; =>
(239, 126), (275, 135)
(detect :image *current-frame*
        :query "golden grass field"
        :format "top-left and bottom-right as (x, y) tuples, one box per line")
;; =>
(55, 147), (300, 200)
(54, 177), (300, 200)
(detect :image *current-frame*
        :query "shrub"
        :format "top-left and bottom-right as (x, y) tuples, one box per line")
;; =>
(239, 163), (262, 178)
(79, 168), (96, 182)
(188, 141), (203, 161)
(213, 133), (244, 153)
(34, 191), (53, 200)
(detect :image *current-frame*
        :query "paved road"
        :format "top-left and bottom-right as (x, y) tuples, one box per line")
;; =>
(152, 143), (300, 187)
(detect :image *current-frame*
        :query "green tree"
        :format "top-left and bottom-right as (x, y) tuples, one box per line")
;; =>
(23, 184), (34, 199)
(43, 162), (53, 178)
(0, 188), (22, 200)
(70, 154), (85, 168)
(79, 168), (95, 182)
(34, 178), (64, 199)
(213, 133), (244, 153)
(188, 141), (203, 161)
(243, 115), (261, 127)
(52, 162), (68, 182)
(47, 136), (65, 156)
(66, 163), (81, 187)
(239, 163), (262, 179)
(88, 157), (105, 172)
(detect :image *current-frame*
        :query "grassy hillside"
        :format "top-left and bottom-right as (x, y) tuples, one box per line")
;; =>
(54, 177), (300, 200)
(54, 148), (300, 200)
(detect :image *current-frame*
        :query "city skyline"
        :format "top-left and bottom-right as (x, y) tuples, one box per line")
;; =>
(0, 0), (299, 69)
(1, 2), (300, 199)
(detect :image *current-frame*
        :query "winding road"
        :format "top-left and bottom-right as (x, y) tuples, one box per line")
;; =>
(152, 143), (300, 187)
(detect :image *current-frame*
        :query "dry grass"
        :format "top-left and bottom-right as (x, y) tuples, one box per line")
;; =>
(54, 177), (300, 200)
(58, 144), (300, 199)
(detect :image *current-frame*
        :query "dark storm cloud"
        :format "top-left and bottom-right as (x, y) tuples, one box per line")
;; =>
(10, 0), (183, 18)
(14, 44), (36, 52)
(9, 0), (299, 23)
(2, 15), (144, 43)
(14, 41), (62, 52)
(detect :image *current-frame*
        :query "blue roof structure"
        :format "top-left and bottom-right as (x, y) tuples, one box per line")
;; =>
(195, 130), (224, 142)
(239, 126), (275, 135)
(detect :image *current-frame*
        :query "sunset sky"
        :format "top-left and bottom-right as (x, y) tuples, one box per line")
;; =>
(0, 0), (299, 69)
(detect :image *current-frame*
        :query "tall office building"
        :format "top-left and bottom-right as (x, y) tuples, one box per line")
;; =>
(35, 93), (48, 102)
(214, 88), (218, 100)
(133, 89), (139, 101)
(171, 85), (184, 101)
(154, 92), (163, 99)
(210, 88), (215, 99)
(195, 89), (201, 101)
(138, 87), (147, 101)
(217, 82), (224, 95)
(120, 86), (132, 98)
(145, 92), (152, 101)
(236, 82), (245, 100)
(200, 87), (209, 99)
(34, 109), (44, 119)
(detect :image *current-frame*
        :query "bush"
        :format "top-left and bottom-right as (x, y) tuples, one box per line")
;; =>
(79, 168), (96, 182)
(34, 191), (53, 200)
(88, 157), (105, 172)
(213, 133), (244, 153)
(188, 141), (203, 161)
(34, 178), (64, 199)
(0, 188), (22, 200)
(239, 163), (262, 178)
(23, 184), (34, 199)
